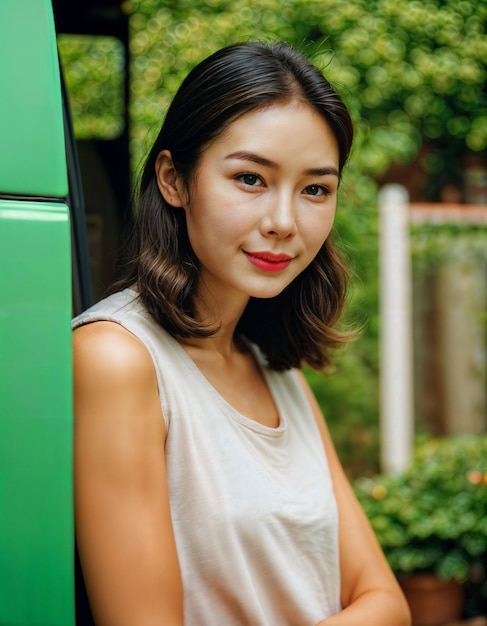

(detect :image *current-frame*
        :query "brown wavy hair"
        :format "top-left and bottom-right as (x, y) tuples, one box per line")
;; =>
(115, 41), (355, 370)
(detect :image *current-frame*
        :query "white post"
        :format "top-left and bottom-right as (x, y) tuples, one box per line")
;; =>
(378, 184), (414, 473)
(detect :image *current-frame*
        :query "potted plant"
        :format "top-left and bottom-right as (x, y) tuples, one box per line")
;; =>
(354, 434), (487, 625)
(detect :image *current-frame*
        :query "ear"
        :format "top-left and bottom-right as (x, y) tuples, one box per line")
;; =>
(155, 149), (185, 208)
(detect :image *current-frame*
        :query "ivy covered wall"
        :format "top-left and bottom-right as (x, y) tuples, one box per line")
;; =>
(59, 0), (487, 475)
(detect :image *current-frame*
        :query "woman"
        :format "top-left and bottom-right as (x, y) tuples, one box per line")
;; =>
(73, 41), (411, 626)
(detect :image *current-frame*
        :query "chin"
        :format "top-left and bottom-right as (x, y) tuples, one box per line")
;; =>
(247, 283), (291, 300)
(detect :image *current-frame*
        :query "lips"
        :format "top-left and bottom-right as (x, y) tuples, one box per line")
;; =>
(244, 251), (293, 273)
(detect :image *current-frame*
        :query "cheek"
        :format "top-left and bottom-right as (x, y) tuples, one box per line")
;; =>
(188, 199), (253, 241)
(302, 209), (336, 250)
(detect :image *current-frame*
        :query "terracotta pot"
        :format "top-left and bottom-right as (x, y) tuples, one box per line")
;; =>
(399, 573), (465, 626)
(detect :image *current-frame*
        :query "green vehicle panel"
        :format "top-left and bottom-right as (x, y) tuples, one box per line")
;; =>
(0, 1), (74, 624)
(0, 0), (68, 197)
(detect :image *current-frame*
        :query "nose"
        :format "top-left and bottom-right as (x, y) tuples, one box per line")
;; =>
(260, 192), (297, 239)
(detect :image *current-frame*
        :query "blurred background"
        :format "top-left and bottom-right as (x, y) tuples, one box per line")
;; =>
(55, 0), (487, 478)
(52, 0), (486, 620)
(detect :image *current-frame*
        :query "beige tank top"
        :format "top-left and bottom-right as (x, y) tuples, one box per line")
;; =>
(73, 288), (341, 625)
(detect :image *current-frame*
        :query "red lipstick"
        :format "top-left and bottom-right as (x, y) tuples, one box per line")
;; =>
(244, 251), (293, 272)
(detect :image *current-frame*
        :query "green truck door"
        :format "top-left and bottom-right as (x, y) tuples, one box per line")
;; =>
(0, 1), (75, 624)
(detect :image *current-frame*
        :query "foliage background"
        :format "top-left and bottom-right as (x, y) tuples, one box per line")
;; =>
(59, 0), (487, 476)
(355, 434), (487, 584)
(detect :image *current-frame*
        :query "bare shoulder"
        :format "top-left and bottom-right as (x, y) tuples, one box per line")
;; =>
(73, 320), (160, 408)
(73, 320), (163, 438)
(73, 321), (154, 383)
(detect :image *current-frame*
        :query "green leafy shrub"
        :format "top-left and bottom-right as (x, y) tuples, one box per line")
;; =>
(58, 0), (487, 475)
(125, 0), (487, 475)
(129, 0), (487, 190)
(355, 435), (487, 582)
(58, 35), (125, 139)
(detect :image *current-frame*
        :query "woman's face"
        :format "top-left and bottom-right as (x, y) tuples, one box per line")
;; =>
(175, 101), (340, 309)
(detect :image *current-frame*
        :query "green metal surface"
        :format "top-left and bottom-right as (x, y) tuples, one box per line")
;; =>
(0, 0), (68, 197)
(0, 198), (75, 625)
(0, 0), (75, 621)
(0, 198), (75, 626)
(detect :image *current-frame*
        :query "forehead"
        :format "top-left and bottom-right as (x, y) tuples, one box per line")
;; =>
(202, 101), (340, 168)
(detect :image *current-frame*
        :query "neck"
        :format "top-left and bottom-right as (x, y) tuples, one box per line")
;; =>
(187, 285), (249, 355)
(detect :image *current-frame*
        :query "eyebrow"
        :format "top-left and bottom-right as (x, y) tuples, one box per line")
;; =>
(225, 151), (339, 178)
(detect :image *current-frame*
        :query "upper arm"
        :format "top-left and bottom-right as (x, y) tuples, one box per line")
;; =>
(295, 371), (405, 610)
(73, 322), (183, 626)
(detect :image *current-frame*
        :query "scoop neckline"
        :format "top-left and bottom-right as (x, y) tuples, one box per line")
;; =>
(176, 335), (287, 436)
(121, 289), (286, 436)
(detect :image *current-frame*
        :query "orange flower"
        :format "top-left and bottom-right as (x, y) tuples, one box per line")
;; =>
(467, 470), (483, 485)
(372, 485), (388, 500)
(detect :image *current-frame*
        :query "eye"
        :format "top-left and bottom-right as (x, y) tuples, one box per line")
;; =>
(236, 173), (264, 187)
(304, 184), (330, 197)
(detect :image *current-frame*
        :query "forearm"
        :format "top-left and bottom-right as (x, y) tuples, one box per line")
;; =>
(316, 589), (411, 626)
